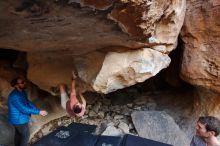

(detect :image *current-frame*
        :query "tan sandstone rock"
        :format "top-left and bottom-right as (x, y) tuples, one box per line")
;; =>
(93, 48), (171, 94)
(27, 48), (171, 94)
(0, 0), (185, 93)
(180, 0), (220, 93)
(109, 0), (186, 52)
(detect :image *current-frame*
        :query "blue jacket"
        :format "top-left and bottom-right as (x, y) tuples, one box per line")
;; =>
(7, 89), (40, 125)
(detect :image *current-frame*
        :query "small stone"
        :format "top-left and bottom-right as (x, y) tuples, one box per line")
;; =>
(57, 121), (62, 126)
(127, 103), (133, 108)
(110, 105), (120, 112)
(119, 119), (129, 125)
(93, 102), (102, 113)
(82, 115), (88, 119)
(98, 111), (105, 118)
(101, 125), (123, 136)
(114, 115), (124, 120)
(107, 122), (115, 127)
(105, 113), (112, 121)
(86, 105), (92, 110)
(88, 110), (97, 117)
(38, 132), (43, 138)
(133, 106), (141, 110)
(41, 124), (52, 134)
(101, 105), (109, 112)
(118, 121), (129, 133)
(89, 120), (99, 125)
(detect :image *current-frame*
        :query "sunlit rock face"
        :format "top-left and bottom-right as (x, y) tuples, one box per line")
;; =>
(109, 0), (186, 52)
(180, 0), (220, 93)
(0, 0), (186, 93)
(92, 48), (171, 94)
(27, 48), (171, 94)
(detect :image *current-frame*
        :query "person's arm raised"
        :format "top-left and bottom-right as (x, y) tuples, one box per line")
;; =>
(70, 79), (76, 96)
(59, 84), (68, 110)
(79, 92), (86, 108)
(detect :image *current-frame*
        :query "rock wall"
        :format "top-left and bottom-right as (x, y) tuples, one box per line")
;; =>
(27, 52), (75, 93)
(195, 88), (220, 119)
(3, 0), (220, 145)
(180, 0), (220, 93)
(0, 0), (186, 93)
(131, 111), (189, 146)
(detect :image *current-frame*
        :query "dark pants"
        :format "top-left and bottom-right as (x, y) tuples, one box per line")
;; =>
(14, 124), (30, 146)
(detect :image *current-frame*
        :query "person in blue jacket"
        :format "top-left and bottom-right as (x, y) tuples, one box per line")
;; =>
(7, 77), (48, 146)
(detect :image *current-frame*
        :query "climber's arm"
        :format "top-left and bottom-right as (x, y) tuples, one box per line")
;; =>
(79, 92), (86, 108)
(59, 84), (68, 110)
(70, 79), (76, 96)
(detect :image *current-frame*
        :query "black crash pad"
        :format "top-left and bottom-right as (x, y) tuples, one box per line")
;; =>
(67, 122), (97, 134)
(32, 126), (75, 146)
(95, 136), (123, 146)
(122, 134), (172, 146)
(32, 123), (173, 146)
(65, 132), (98, 146)
(32, 123), (97, 146)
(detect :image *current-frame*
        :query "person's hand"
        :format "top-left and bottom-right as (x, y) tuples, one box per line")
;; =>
(59, 84), (66, 93)
(39, 110), (48, 116)
(72, 71), (77, 80)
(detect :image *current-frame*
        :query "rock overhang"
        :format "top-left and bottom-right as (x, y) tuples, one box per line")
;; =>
(0, 0), (186, 94)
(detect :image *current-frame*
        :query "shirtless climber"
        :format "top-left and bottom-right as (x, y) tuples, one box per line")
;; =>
(59, 76), (86, 117)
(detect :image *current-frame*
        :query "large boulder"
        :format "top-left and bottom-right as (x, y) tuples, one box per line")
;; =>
(27, 48), (170, 94)
(131, 111), (189, 146)
(0, 0), (186, 93)
(180, 0), (220, 93)
(109, 0), (186, 52)
(92, 48), (171, 93)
